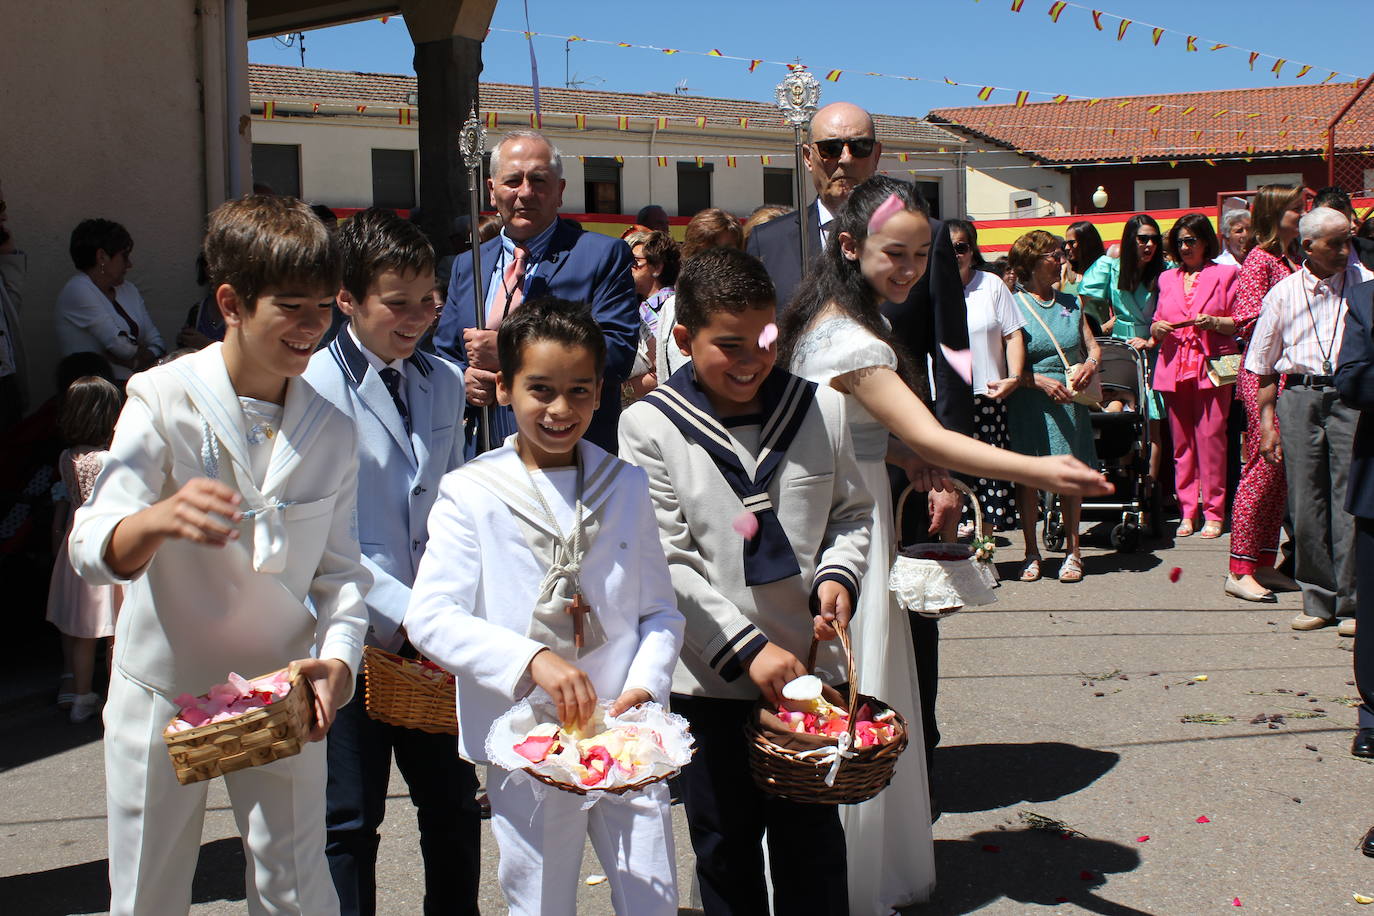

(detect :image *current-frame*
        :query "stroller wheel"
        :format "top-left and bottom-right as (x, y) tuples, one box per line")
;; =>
(1111, 521), (1141, 552)
(1043, 515), (1066, 553)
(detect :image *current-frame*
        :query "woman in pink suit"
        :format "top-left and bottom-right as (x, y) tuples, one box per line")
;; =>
(1151, 213), (1239, 540)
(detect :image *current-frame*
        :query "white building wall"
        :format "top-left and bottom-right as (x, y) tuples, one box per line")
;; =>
(960, 143), (1071, 220)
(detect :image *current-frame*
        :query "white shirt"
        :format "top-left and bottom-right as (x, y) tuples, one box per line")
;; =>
(55, 272), (165, 380)
(1246, 262), (1374, 376)
(1215, 249), (1241, 268)
(817, 200), (836, 249)
(963, 270), (1025, 395)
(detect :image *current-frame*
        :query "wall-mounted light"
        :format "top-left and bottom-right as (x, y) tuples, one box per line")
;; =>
(1092, 186), (1109, 209)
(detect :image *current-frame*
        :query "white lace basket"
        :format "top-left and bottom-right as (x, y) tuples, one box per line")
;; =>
(889, 480), (998, 617)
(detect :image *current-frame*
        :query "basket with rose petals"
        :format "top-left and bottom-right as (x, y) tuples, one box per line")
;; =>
(362, 646), (458, 735)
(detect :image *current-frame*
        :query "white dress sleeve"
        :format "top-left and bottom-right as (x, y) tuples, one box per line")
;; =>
(993, 280), (1026, 334)
(790, 317), (897, 386)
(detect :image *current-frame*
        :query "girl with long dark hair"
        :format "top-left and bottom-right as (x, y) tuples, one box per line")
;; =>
(1062, 220), (1109, 329)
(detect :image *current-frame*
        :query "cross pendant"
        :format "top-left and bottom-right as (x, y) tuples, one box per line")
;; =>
(567, 593), (590, 649)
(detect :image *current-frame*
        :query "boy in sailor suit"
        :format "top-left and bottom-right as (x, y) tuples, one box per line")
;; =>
(70, 196), (370, 916)
(618, 247), (873, 915)
(302, 209), (480, 915)
(404, 297), (684, 916)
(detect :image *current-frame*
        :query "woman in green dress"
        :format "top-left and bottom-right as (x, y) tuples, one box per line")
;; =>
(1061, 220), (1111, 333)
(1007, 230), (1102, 583)
(1079, 214), (1168, 488)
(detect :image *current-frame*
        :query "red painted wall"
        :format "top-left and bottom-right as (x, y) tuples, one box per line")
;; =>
(1068, 157), (1329, 214)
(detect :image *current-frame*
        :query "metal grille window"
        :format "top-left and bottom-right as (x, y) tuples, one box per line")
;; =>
(915, 181), (941, 220)
(251, 144), (301, 199)
(372, 148), (417, 210)
(583, 157), (622, 215)
(677, 161), (713, 217)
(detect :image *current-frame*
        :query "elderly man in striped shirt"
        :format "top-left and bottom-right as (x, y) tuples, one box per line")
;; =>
(1248, 207), (1374, 633)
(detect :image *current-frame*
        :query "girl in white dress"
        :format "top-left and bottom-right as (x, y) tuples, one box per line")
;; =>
(780, 176), (1110, 914)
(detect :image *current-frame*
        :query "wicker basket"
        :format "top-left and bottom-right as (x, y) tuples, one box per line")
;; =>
(890, 479), (998, 618)
(745, 624), (908, 805)
(162, 665), (315, 786)
(524, 763), (678, 797)
(362, 646), (458, 736)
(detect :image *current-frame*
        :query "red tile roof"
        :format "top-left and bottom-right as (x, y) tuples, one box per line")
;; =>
(929, 82), (1374, 164)
(248, 63), (964, 147)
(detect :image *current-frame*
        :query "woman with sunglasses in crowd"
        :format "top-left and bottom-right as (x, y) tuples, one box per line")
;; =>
(948, 219), (1027, 536)
(1080, 214), (1169, 496)
(1150, 214), (1240, 540)
(1061, 221), (1111, 333)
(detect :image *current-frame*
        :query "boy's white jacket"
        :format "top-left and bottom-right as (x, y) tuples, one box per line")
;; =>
(618, 385), (873, 700)
(404, 438), (685, 764)
(69, 343), (371, 699)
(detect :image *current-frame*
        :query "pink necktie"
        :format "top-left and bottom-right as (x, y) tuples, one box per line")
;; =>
(489, 247), (528, 328)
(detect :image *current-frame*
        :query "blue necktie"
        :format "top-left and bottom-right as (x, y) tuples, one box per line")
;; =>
(379, 367), (411, 434)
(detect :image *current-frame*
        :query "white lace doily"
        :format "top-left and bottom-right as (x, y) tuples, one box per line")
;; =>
(888, 554), (998, 616)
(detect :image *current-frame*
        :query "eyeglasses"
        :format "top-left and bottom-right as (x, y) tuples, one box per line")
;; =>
(812, 137), (877, 159)
(1041, 250), (1065, 262)
(1136, 234), (1161, 245)
(952, 242), (971, 255)
(1177, 236), (1200, 247)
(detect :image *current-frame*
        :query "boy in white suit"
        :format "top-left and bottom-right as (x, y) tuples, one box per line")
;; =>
(302, 208), (480, 916)
(618, 247), (873, 915)
(404, 296), (684, 916)
(70, 195), (370, 916)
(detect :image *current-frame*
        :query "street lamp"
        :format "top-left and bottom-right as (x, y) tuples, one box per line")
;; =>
(1092, 186), (1109, 210)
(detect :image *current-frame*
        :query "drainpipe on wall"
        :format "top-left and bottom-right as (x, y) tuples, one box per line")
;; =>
(647, 119), (658, 211)
(224, 0), (249, 198)
(200, 0), (228, 212)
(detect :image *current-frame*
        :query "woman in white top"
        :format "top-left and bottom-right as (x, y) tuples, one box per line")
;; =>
(55, 219), (164, 382)
(781, 177), (1110, 914)
(1214, 208), (1253, 268)
(949, 219), (1027, 535)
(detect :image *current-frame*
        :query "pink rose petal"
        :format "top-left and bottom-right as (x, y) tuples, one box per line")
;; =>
(938, 344), (974, 386)
(1196, 815), (1211, 823)
(1232, 898), (1242, 907)
(732, 510), (760, 540)
(867, 192), (906, 235)
(758, 323), (778, 349)
(1136, 835), (1150, 842)
(1169, 567), (1182, 582)
(227, 672), (252, 697)
(172, 693), (200, 709)
(179, 706), (210, 726)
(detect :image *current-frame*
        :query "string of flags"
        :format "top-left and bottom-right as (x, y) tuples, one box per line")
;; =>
(999, 0), (1357, 83)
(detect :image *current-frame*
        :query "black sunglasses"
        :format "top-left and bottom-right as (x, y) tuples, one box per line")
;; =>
(812, 137), (876, 159)
(952, 242), (971, 255)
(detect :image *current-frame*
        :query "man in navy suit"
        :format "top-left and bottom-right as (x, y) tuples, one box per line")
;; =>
(1335, 278), (1374, 796)
(435, 129), (638, 455)
(747, 102), (973, 794)
(305, 209), (480, 914)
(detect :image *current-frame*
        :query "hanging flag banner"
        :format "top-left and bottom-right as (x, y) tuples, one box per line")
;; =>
(1186, 35), (1197, 51)
(977, 86), (994, 101)
(1014, 91), (1029, 107)
(656, 156), (667, 166)
(706, 48), (723, 57)
(826, 70), (842, 82)
(1147, 104), (1163, 114)
(1296, 65), (1312, 79)
(1048, 1), (1067, 22)
(617, 115), (630, 130)
(398, 108), (412, 125)
(739, 117), (749, 128)
(575, 114), (586, 129)
(311, 102), (319, 113)
(263, 100), (276, 119)
(529, 113), (542, 128)
(1053, 94), (1069, 103)
(486, 112), (499, 129)
(615, 155), (625, 163)
(748, 59), (761, 72)
(355, 104), (367, 114)
(1271, 59), (1285, 77)
(694, 156), (704, 167)
(761, 155), (772, 165)
(695, 116), (707, 128)
(1151, 27), (1164, 46)
(1116, 20), (1130, 40)
(1091, 9), (1104, 29)
(1010, 0), (1025, 10)
(1248, 51), (1259, 70)
(657, 116), (668, 129)
(726, 156), (737, 167)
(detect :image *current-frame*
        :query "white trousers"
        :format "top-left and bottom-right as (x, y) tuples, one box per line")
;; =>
(104, 669), (339, 916)
(487, 774), (678, 916)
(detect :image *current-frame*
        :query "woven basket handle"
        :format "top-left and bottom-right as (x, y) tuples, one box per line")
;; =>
(895, 477), (979, 545)
(804, 619), (861, 741)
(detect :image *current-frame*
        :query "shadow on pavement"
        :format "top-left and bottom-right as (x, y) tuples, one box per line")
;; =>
(935, 742), (1119, 815)
(0, 702), (104, 773)
(909, 829), (1147, 915)
(0, 837), (247, 914)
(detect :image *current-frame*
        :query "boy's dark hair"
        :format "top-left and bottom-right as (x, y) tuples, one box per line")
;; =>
(1313, 186), (1353, 216)
(336, 206), (436, 304)
(497, 296), (606, 381)
(59, 375), (122, 448)
(69, 219), (133, 270)
(674, 246), (775, 335)
(203, 195), (340, 311)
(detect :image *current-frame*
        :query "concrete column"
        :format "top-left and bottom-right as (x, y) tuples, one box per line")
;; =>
(411, 34), (482, 259)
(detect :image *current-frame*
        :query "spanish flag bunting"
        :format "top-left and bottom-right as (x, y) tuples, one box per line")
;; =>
(726, 156), (737, 168)
(1091, 9), (1104, 30)
(1014, 90), (1029, 107)
(749, 59), (761, 72)
(575, 114), (586, 129)
(1278, 129), (1288, 139)
(1115, 100), (1131, 108)
(1131, 155), (1139, 164)
(523, 31), (533, 40)
(1321, 71), (1337, 84)
(944, 77), (957, 86)
(1181, 105), (1196, 114)
(1009, 0), (1024, 10)
(380, 15), (389, 23)
(977, 86), (994, 101)
(1186, 35), (1197, 51)
(615, 156), (625, 164)
(1106, 127), (1116, 136)
(1212, 109), (1228, 118)
(825, 70), (842, 82)
(761, 155), (771, 165)
(485, 112), (499, 128)
(1191, 130), (1202, 141)
(1088, 98), (1102, 106)
(1146, 104), (1162, 114)
(529, 113), (542, 128)
(311, 102), (319, 113)
(1246, 112), (1261, 118)
(898, 152), (910, 162)
(656, 156), (668, 166)
(1296, 64), (1312, 78)
(1149, 127), (1159, 139)
(1116, 20), (1130, 40)
(1210, 43), (1226, 51)
(695, 156), (704, 167)
(1271, 58), (1285, 77)
(1048, 1), (1067, 22)
(1247, 51), (1259, 70)
(617, 42), (632, 48)
(663, 48), (679, 55)
(1053, 94), (1068, 103)
(263, 100), (275, 118)
(617, 115), (630, 130)
(398, 108), (412, 125)
(568, 35), (584, 42)
(738, 117), (749, 128)
(695, 116), (707, 128)
(355, 104), (367, 114)
(938, 146), (947, 153)
(1151, 27), (1164, 46)
(706, 48), (723, 57)
(1168, 161), (1178, 169)
(657, 117), (668, 129)
(578, 156), (586, 163)
(786, 63), (806, 71)
(1236, 129), (1246, 140)
(1246, 144), (1255, 155)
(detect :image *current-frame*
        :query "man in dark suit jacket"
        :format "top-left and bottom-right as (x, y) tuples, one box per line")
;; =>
(435, 130), (638, 455)
(748, 101), (974, 789)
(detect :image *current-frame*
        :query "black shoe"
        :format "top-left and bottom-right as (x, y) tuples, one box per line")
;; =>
(1352, 728), (1374, 758)
(1361, 826), (1374, 858)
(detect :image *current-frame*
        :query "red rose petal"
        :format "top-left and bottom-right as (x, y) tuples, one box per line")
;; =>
(981, 844), (1000, 853)
(1137, 835), (1150, 842)
(1232, 898), (1243, 907)
(1079, 870), (1095, 881)
(1169, 567), (1182, 582)
(1196, 815), (1211, 823)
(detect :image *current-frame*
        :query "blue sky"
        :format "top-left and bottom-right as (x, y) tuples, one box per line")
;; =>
(249, 0), (1370, 118)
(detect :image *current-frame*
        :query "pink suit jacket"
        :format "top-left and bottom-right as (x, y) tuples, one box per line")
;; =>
(1153, 262), (1240, 391)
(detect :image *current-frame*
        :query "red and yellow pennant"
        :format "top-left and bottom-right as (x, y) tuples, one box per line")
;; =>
(706, 48), (723, 57)
(355, 104), (367, 114)
(1271, 58), (1286, 77)
(1053, 94), (1068, 103)
(1116, 19), (1130, 40)
(1048, 1), (1067, 22)
(529, 113), (543, 128)
(656, 116), (668, 129)
(263, 100), (275, 119)
(616, 41), (632, 48)
(1247, 51), (1259, 70)
(761, 155), (772, 165)
(574, 114), (586, 130)
(398, 108), (412, 125)
(1181, 106), (1196, 115)
(1210, 43), (1226, 51)
(1146, 104), (1163, 114)
(694, 116), (707, 128)
(977, 86), (994, 101)
(748, 59), (761, 72)
(662, 48), (679, 55)
(617, 115), (630, 130)
(694, 156), (704, 167)
(614, 155), (625, 164)
(1186, 35), (1197, 52)
(738, 117), (749, 128)
(726, 156), (737, 168)
(825, 69), (842, 82)
(656, 156), (668, 166)
(1014, 90), (1029, 108)
(1091, 9), (1104, 30)
(486, 112), (499, 129)
(1009, 0), (1025, 10)
(1151, 27), (1164, 46)
(1296, 64), (1312, 79)
(898, 152), (910, 162)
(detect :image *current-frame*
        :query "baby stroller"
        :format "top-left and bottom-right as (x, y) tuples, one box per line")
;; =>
(1043, 337), (1157, 553)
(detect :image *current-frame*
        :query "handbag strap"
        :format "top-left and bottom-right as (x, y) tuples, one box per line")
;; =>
(1014, 290), (1075, 375)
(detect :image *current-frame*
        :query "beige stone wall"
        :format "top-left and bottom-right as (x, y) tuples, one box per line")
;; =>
(1, 1), (211, 403)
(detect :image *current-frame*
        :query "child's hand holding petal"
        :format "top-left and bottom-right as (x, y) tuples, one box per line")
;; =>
(607, 687), (653, 717)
